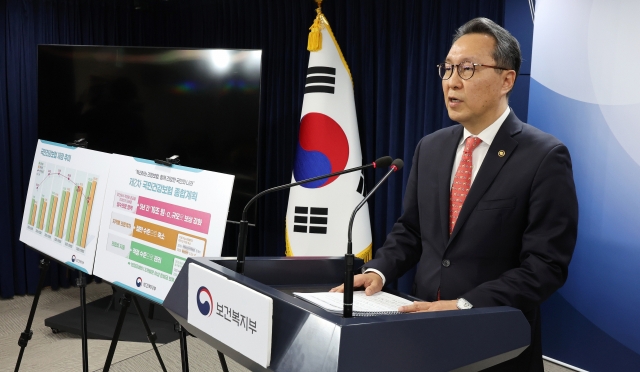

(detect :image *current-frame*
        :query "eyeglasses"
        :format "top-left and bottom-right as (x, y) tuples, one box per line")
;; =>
(437, 62), (509, 80)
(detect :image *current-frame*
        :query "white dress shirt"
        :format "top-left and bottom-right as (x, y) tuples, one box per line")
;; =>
(449, 107), (510, 188)
(365, 107), (511, 286)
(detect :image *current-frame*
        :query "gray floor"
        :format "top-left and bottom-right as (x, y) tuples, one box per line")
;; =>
(0, 283), (576, 371)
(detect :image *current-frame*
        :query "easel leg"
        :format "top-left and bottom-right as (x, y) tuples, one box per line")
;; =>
(103, 293), (131, 372)
(148, 302), (155, 319)
(217, 350), (230, 372)
(175, 323), (189, 372)
(77, 272), (89, 372)
(174, 323), (230, 372)
(14, 258), (50, 372)
(131, 296), (167, 372)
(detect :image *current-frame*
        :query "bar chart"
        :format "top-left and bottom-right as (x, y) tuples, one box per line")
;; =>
(20, 140), (112, 275)
(26, 160), (99, 250)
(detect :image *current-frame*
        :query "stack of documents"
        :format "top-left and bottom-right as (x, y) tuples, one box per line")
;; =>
(293, 291), (413, 316)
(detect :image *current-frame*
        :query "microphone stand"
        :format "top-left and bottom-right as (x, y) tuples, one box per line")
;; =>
(343, 159), (403, 318)
(235, 156), (392, 274)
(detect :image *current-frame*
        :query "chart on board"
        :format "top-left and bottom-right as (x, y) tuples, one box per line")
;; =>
(20, 140), (112, 273)
(93, 154), (234, 304)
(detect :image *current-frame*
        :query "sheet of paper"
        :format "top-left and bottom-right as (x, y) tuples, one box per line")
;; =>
(294, 291), (413, 313)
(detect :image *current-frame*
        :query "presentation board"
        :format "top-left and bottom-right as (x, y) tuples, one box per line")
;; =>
(93, 155), (234, 304)
(19, 140), (112, 274)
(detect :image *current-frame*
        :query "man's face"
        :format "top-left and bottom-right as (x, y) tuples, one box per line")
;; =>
(442, 33), (512, 131)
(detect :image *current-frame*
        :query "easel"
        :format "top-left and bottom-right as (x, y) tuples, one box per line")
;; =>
(102, 291), (167, 372)
(141, 155), (230, 372)
(98, 153), (179, 371)
(13, 254), (92, 372)
(14, 139), (166, 371)
(15, 138), (93, 371)
(172, 323), (229, 372)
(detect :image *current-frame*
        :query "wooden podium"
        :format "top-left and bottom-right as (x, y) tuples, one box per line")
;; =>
(163, 257), (530, 372)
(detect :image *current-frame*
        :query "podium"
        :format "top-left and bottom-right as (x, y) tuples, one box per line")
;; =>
(163, 257), (530, 372)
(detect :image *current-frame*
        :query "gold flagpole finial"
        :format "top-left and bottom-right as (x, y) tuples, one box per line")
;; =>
(307, 0), (324, 52)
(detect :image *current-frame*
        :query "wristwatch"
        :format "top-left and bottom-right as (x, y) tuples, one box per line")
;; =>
(456, 298), (473, 310)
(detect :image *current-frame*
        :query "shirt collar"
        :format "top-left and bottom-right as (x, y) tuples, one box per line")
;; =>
(458, 107), (511, 147)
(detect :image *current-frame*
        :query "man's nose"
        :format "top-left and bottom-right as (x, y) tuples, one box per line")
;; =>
(447, 69), (463, 89)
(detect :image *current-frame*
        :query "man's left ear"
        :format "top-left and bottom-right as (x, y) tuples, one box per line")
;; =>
(502, 70), (516, 94)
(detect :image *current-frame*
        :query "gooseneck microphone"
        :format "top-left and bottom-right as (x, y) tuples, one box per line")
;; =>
(235, 156), (393, 274)
(343, 158), (404, 318)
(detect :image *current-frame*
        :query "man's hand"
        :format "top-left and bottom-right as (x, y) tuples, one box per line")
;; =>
(329, 272), (383, 296)
(398, 300), (458, 313)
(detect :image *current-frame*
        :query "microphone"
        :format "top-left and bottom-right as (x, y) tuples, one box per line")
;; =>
(235, 156), (393, 274)
(343, 158), (404, 318)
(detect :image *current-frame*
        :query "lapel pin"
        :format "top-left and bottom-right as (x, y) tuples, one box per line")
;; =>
(498, 150), (506, 157)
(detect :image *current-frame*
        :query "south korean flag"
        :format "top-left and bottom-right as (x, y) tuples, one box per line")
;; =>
(285, 14), (372, 261)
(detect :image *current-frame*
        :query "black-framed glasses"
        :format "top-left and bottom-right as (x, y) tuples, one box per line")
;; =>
(437, 62), (509, 80)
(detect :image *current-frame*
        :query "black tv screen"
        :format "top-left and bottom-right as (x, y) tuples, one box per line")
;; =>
(38, 45), (261, 223)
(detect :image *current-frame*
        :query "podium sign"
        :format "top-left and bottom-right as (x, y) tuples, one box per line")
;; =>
(188, 263), (273, 367)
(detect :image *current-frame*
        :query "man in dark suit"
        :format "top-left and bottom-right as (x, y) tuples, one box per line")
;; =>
(331, 18), (578, 371)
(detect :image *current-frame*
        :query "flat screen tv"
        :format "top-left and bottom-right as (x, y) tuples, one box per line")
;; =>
(38, 45), (261, 223)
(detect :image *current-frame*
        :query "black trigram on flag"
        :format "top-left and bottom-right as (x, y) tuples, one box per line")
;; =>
(304, 66), (336, 94)
(293, 206), (328, 234)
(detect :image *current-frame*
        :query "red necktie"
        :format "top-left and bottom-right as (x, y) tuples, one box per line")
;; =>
(449, 136), (482, 235)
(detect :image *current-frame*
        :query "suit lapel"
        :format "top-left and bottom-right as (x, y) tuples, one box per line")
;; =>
(438, 126), (463, 245)
(447, 112), (522, 245)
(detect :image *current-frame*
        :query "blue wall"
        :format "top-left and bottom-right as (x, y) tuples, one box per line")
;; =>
(526, 0), (640, 370)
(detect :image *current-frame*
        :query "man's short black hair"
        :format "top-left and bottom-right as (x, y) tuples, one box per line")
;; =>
(453, 17), (522, 95)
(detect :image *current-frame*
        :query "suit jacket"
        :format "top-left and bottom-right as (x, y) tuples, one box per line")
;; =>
(365, 111), (579, 371)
